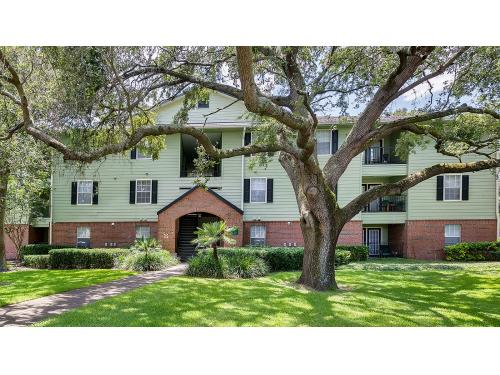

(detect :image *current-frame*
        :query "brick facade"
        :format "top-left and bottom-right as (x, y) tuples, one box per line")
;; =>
(52, 221), (158, 248)
(243, 220), (363, 247)
(157, 187), (243, 252)
(403, 219), (497, 260)
(3, 224), (30, 260)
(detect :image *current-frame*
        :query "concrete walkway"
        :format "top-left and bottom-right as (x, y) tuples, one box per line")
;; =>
(0, 263), (187, 327)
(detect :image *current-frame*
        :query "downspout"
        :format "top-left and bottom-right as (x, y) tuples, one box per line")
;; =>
(49, 171), (53, 245)
(241, 126), (246, 210)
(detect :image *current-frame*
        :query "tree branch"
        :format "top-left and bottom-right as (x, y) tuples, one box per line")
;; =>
(389, 46), (469, 102)
(236, 46), (310, 131)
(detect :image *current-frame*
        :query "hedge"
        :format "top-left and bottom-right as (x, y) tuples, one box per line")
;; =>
(445, 241), (500, 261)
(20, 244), (68, 259)
(23, 254), (50, 269)
(198, 245), (368, 272)
(48, 248), (130, 269)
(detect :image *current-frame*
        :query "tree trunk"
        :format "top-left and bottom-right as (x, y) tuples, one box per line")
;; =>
(212, 244), (223, 278)
(279, 153), (342, 291)
(0, 166), (9, 271)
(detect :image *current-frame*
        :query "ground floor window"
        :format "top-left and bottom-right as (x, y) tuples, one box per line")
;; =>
(250, 225), (266, 246)
(136, 225), (151, 240)
(76, 226), (91, 248)
(444, 224), (461, 245)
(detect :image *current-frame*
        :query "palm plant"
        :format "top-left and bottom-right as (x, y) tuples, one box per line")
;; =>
(191, 221), (237, 277)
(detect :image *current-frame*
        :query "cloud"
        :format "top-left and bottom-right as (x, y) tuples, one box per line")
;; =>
(402, 72), (455, 101)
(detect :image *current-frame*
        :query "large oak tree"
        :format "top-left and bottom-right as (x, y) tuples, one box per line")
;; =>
(1, 46), (499, 289)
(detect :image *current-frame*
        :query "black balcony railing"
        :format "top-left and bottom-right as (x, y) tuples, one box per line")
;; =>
(363, 146), (405, 164)
(363, 195), (406, 213)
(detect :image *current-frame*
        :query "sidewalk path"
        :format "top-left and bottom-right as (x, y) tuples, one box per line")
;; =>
(0, 264), (187, 327)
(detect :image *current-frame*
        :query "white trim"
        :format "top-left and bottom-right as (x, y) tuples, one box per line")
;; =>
(241, 127), (246, 209)
(250, 224), (266, 246)
(442, 173), (463, 202)
(76, 180), (93, 206)
(135, 179), (152, 205)
(249, 177), (268, 204)
(316, 129), (332, 155)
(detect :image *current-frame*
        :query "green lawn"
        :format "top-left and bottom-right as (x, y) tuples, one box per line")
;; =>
(38, 259), (500, 327)
(0, 269), (135, 307)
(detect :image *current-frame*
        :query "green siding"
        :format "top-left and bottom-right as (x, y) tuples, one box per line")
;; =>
(52, 130), (243, 223)
(406, 142), (496, 220)
(51, 94), (496, 225)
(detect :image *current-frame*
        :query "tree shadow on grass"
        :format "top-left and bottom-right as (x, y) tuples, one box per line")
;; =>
(39, 268), (500, 327)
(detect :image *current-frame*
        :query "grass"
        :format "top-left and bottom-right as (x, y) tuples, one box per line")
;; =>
(38, 259), (500, 327)
(0, 269), (135, 307)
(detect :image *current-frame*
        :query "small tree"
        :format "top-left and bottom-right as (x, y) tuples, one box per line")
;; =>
(192, 221), (237, 277)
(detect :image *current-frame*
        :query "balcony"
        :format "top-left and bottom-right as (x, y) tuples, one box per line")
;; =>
(363, 146), (404, 164)
(363, 195), (406, 213)
(361, 195), (407, 224)
(362, 146), (407, 176)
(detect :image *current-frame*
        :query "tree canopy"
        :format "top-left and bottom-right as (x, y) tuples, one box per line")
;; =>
(1, 46), (498, 287)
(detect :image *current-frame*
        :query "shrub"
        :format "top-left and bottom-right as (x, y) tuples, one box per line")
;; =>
(200, 245), (366, 272)
(335, 249), (351, 266)
(224, 252), (269, 278)
(445, 241), (500, 261)
(187, 253), (229, 278)
(340, 245), (369, 261)
(118, 250), (179, 272)
(23, 254), (50, 269)
(130, 238), (162, 252)
(20, 244), (67, 259)
(187, 252), (269, 279)
(49, 248), (130, 269)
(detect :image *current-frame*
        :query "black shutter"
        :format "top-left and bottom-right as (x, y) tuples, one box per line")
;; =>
(71, 182), (77, 205)
(331, 130), (338, 154)
(92, 181), (99, 205)
(334, 184), (338, 197)
(436, 176), (444, 201)
(244, 132), (251, 157)
(267, 179), (273, 203)
(129, 181), (136, 204)
(243, 179), (250, 203)
(152, 180), (158, 204)
(462, 175), (469, 201)
(131, 148), (137, 159)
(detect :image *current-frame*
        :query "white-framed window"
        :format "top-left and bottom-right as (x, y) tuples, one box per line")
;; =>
(444, 174), (462, 201)
(316, 130), (331, 155)
(250, 177), (267, 203)
(136, 226), (151, 239)
(136, 149), (152, 160)
(444, 224), (461, 246)
(136, 179), (152, 204)
(77, 180), (93, 205)
(250, 225), (266, 246)
(76, 226), (91, 248)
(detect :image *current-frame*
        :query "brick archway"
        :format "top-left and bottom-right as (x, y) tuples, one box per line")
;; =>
(157, 187), (243, 252)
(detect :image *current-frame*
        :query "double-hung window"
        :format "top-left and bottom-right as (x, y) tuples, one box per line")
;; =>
(77, 180), (93, 205)
(136, 179), (152, 204)
(76, 226), (91, 248)
(444, 175), (462, 201)
(250, 178), (267, 203)
(136, 226), (151, 239)
(316, 130), (331, 155)
(444, 224), (461, 246)
(250, 225), (266, 246)
(136, 149), (152, 159)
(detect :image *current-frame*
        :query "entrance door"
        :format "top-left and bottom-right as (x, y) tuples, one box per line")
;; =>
(363, 228), (381, 256)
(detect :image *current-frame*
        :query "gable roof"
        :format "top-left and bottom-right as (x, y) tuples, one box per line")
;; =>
(156, 186), (244, 215)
